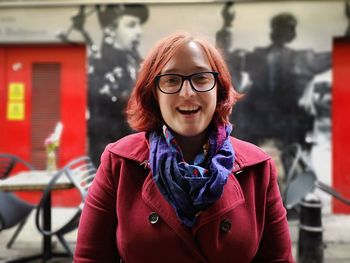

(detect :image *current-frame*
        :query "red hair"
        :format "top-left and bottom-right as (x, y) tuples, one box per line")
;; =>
(127, 31), (240, 132)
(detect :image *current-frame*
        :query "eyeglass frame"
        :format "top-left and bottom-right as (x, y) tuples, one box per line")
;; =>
(154, 71), (219, 94)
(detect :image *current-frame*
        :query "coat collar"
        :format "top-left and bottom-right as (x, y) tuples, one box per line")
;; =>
(107, 132), (270, 172)
(107, 132), (149, 164)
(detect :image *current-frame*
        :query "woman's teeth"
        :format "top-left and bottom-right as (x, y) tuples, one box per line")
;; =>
(177, 106), (200, 115)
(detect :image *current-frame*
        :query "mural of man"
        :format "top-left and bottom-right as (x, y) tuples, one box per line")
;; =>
(64, 4), (149, 166)
(218, 11), (331, 151)
(216, 9), (332, 205)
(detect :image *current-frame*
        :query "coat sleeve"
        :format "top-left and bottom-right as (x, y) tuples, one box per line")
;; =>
(74, 148), (120, 263)
(252, 159), (295, 263)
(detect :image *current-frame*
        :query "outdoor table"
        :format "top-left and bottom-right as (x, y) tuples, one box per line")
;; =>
(0, 170), (74, 263)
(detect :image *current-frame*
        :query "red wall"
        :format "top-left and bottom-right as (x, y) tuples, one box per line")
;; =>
(333, 38), (350, 213)
(0, 44), (87, 206)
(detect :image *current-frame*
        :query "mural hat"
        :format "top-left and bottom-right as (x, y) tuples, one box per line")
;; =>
(97, 4), (149, 29)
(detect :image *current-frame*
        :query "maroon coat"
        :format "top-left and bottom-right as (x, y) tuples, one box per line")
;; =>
(74, 132), (294, 263)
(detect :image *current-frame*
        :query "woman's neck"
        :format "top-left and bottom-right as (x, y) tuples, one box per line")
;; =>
(173, 130), (209, 163)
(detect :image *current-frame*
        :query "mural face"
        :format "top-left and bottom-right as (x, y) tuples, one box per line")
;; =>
(113, 14), (143, 51)
(0, 1), (347, 212)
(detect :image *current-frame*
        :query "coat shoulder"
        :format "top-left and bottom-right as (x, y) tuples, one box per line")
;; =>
(230, 137), (271, 168)
(106, 132), (149, 163)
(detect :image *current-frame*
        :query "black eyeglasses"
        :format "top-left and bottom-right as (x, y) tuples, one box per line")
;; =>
(155, 71), (219, 94)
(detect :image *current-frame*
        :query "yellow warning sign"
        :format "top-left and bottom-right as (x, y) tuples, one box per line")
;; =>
(7, 102), (25, 121)
(8, 83), (25, 101)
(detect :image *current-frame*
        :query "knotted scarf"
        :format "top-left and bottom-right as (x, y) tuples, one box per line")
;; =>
(149, 124), (235, 227)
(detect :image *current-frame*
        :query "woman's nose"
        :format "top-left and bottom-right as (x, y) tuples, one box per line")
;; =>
(179, 80), (195, 97)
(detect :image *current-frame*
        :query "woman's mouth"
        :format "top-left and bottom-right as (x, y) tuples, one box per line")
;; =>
(177, 106), (201, 115)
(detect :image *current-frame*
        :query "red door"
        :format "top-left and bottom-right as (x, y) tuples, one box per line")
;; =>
(333, 38), (350, 213)
(0, 44), (87, 206)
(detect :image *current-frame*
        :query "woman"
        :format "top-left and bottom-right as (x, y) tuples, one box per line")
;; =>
(74, 32), (294, 262)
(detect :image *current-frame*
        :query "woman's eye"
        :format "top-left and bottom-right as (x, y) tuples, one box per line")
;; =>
(193, 74), (210, 83)
(165, 77), (180, 85)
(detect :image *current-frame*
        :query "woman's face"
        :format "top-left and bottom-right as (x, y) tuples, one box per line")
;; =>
(156, 41), (217, 137)
(114, 14), (142, 51)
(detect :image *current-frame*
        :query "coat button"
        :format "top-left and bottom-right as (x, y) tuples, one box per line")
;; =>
(220, 219), (231, 232)
(148, 212), (159, 224)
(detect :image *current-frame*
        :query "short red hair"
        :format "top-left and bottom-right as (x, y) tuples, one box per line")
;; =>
(127, 32), (240, 132)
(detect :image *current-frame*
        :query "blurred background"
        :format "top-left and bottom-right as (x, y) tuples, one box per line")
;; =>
(0, 0), (349, 262)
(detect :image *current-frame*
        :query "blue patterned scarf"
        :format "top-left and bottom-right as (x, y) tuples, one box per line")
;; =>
(149, 124), (235, 227)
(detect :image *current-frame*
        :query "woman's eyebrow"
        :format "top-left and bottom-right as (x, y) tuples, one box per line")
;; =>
(161, 66), (212, 74)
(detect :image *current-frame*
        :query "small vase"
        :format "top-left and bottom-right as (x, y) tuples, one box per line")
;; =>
(46, 150), (57, 172)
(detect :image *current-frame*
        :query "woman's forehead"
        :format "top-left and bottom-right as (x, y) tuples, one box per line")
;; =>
(160, 41), (211, 74)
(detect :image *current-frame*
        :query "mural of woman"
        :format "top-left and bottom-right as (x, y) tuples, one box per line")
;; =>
(61, 4), (149, 166)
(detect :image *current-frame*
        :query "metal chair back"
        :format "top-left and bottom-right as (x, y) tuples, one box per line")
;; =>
(63, 156), (96, 200)
(35, 155), (97, 256)
(0, 153), (35, 179)
(0, 153), (36, 248)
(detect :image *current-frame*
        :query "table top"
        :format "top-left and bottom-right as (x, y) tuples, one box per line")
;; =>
(0, 170), (74, 191)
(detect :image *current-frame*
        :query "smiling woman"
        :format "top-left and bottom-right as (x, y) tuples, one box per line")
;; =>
(74, 32), (294, 263)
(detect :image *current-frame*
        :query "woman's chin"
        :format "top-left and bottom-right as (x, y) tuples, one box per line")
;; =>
(173, 128), (207, 139)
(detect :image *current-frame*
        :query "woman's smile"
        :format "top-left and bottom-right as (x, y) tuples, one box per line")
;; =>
(177, 104), (201, 115)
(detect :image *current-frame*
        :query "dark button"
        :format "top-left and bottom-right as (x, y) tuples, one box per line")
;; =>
(220, 219), (231, 232)
(148, 212), (159, 224)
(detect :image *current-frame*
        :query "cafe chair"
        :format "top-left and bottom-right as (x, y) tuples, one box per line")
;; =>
(0, 153), (36, 248)
(0, 153), (35, 179)
(35, 156), (96, 256)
